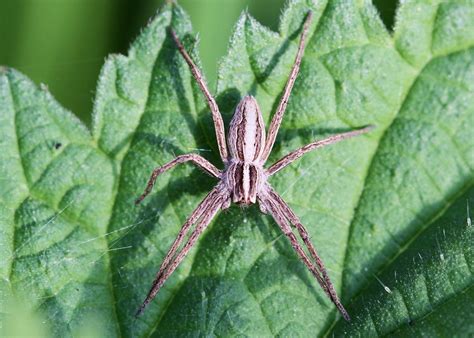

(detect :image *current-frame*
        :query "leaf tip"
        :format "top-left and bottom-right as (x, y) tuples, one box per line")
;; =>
(40, 83), (49, 92)
(162, 0), (176, 8)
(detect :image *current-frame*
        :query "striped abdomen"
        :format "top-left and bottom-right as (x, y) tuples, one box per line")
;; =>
(226, 95), (266, 204)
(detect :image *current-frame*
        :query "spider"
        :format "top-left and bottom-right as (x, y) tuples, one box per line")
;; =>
(135, 11), (372, 321)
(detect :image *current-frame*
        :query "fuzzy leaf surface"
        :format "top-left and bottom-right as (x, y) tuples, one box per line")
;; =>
(0, 1), (473, 337)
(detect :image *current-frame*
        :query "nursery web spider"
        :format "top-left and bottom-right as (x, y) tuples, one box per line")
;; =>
(135, 11), (372, 321)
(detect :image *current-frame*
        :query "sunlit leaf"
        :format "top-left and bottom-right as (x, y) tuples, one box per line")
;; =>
(0, 0), (472, 336)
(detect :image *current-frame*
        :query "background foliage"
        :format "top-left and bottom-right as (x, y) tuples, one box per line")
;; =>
(0, 0), (473, 337)
(0, 0), (396, 126)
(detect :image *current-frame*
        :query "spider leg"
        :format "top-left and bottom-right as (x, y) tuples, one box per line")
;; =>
(263, 185), (350, 321)
(170, 30), (228, 162)
(258, 190), (330, 297)
(267, 126), (373, 176)
(135, 154), (220, 204)
(261, 11), (313, 162)
(150, 186), (222, 284)
(135, 185), (229, 317)
(259, 186), (350, 321)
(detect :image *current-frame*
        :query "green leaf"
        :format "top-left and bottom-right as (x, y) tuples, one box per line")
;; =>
(0, 0), (473, 337)
(334, 188), (474, 336)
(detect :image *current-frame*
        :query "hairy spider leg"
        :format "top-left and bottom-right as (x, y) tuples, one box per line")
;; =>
(258, 189), (350, 321)
(258, 192), (329, 295)
(267, 126), (374, 176)
(136, 186), (229, 317)
(171, 30), (229, 162)
(146, 187), (220, 283)
(135, 154), (220, 205)
(261, 10), (313, 162)
(264, 186), (351, 321)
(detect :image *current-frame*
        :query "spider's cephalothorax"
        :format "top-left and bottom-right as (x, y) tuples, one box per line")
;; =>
(135, 10), (373, 321)
(226, 96), (266, 205)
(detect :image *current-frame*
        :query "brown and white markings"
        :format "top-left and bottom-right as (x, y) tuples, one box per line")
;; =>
(135, 11), (373, 321)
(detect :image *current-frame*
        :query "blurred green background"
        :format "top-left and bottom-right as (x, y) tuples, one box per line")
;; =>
(0, 0), (397, 126)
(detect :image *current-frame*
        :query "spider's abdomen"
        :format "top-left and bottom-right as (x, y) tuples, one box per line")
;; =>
(228, 96), (266, 162)
(226, 161), (265, 205)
